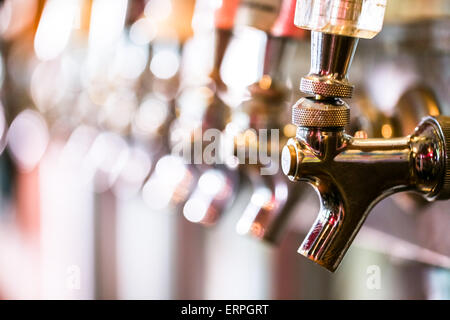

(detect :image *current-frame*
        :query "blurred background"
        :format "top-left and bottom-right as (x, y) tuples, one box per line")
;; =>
(0, 0), (449, 299)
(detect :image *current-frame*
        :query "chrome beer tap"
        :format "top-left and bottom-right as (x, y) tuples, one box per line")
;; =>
(281, 0), (450, 271)
(233, 0), (308, 243)
(177, 0), (242, 226)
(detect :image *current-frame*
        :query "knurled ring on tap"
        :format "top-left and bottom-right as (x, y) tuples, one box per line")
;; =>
(292, 97), (350, 128)
(300, 77), (354, 99)
(430, 116), (450, 200)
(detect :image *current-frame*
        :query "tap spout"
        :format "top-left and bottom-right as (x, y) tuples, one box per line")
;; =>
(236, 166), (305, 243)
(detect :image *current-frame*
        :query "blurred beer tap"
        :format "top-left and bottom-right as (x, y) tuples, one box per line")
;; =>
(209, 0), (240, 95)
(0, 0), (42, 125)
(281, 0), (450, 272)
(231, 0), (309, 243)
(173, 0), (242, 226)
(138, 0), (200, 211)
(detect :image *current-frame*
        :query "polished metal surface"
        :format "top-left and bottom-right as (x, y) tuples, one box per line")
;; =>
(300, 32), (358, 98)
(234, 82), (298, 242)
(236, 166), (305, 243)
(283, 1), (450, 272)
(426, 117), (450, 200)
(282, 115), (450, 271)
(393, 86), (441, 136)
(233, 33), (304, 243)
(300, 78), (353, 98)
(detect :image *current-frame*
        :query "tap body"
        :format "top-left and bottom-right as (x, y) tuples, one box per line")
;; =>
(236, 163), (305, 243)
(173, 0), (244, 226)
(282, 97), (450, 271)
(280, 0), (449, 271)
(232, 0), (308, 242)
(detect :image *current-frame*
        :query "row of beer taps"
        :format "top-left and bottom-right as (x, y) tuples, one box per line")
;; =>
(153, 0), (450, 272)
(0, 0), (449, 274)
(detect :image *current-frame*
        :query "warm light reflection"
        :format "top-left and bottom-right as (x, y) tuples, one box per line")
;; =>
(235, 129), (258, 147)
(381, 124), (393, 138)
(283, 124), (297, 138)
(354, 130), (368, 139)
(0, 0), (38, 39)
(259, 74), (272, 90)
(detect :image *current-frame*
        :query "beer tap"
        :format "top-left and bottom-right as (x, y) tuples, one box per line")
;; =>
(176, 0), (242, 225)
(233, 0), (307, 243)
(281, 0), (450, 272)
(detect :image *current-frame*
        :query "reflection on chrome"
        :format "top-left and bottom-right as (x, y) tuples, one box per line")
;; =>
(142, 155), (194, 210)
(183, 169), (232, 225)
